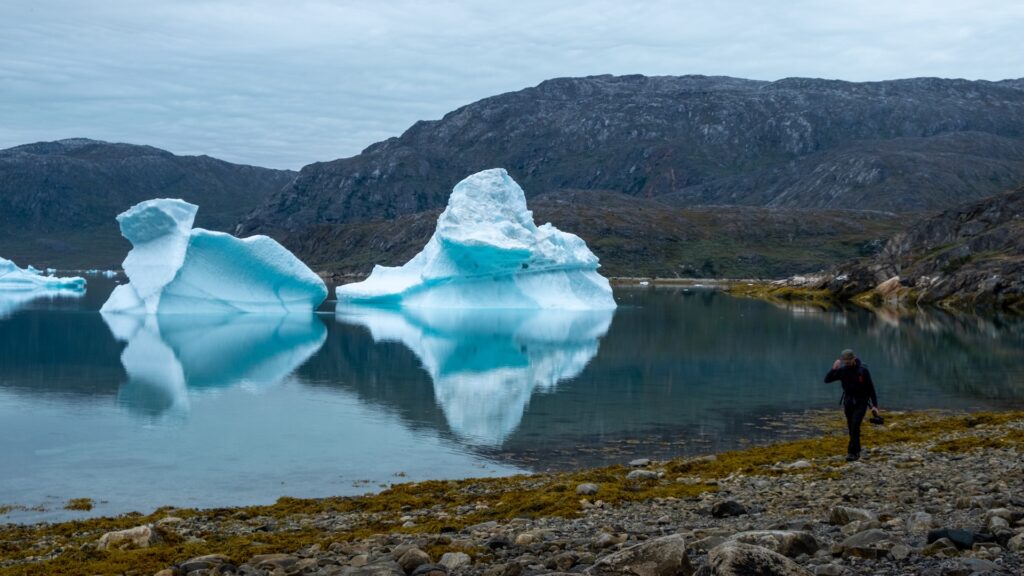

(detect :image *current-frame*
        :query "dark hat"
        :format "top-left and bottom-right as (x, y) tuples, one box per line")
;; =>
(839, 349), (855, 361)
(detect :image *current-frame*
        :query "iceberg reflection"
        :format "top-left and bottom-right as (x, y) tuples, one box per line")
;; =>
(102, 313), (327, 418)
(336, 306), (613, 446)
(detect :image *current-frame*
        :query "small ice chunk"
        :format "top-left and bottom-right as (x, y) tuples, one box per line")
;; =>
(0, 257), (86, 292)
(101, 199), (327, 315)
(337, 169), (616, 309)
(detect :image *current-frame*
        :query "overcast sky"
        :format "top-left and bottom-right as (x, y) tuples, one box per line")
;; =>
(2, 1), (1022, 170)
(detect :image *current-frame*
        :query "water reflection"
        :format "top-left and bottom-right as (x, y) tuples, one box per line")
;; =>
(0, 288), (85, 319)
(102, 313), (327, 418)
(335, 306), (613, 446)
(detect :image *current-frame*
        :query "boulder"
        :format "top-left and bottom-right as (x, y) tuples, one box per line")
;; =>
(590, 533), (694, 576)
(350, 561), (407, 576)
(179, 553), (230, 572)
(627, 470), (659, 481)
(439, 552), (472, 571)
(398, 548), (432, 574)
(829, 506), (875, 526)
(707, 541), (812, 576)
(905, 511), (934, 533)
(926, 528), (981, 550)
(95, 525), (161, 551)
(711, 501), (748, 518)
(838, 529), (891, 559)
(577, 483), (600, 495)
(727, 530), (820, 558)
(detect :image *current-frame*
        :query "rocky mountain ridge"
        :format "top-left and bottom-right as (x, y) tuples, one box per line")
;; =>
(240, 74), (1024, 241)
(0, 139), (296, 268)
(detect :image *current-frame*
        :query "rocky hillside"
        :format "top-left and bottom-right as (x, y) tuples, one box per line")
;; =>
(290, 191), (902, 279)
(829, 185), (1024, 309)
(240, 75), (1024, 230)
(0, 139), (295, 268)
(751, 185), (1024, 310)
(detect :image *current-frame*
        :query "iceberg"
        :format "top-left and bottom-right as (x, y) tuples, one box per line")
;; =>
(336, 305), (613, 446)
(1, 257), (86, 292)
(0, 257), (86, 317)
(102, 312), (327, 418)
(101, 199), (327, 314)
(336, 169), (616, 309)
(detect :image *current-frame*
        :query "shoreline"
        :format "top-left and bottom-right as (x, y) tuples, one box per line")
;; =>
(3, 410), (1022, 575)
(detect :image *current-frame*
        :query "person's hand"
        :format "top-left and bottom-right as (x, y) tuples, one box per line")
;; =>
(832, 359), (841, 370)
(872, 407), (881, 415)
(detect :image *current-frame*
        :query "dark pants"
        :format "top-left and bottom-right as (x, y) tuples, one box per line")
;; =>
(844, 401), (869, 456)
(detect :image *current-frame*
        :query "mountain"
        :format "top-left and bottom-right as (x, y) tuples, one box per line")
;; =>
(238, 74), (1024, 277)
(0, 139), (296, 268)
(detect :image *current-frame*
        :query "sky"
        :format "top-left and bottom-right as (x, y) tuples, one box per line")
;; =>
(2, 1), (1023, 170)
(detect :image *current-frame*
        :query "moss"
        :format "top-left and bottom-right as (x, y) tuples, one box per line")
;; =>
(63, 498), (94, 512)
(3, 410), (1022, 576)
(726, 282), (835, 307)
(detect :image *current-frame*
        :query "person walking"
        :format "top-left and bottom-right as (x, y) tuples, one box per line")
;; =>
(824, 348), (880, 461)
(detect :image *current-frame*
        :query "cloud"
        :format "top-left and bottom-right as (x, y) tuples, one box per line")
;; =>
(1, 0), (1022, 169)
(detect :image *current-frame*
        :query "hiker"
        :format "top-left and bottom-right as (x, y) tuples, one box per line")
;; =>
(824, 348), (880, 461)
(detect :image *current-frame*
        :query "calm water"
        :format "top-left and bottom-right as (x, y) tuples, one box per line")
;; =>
(2, 277), (1023, 522)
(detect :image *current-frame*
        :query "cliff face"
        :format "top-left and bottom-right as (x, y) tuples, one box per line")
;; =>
(0, 139), (296, 268)
(830, 185), (1024, 309)
(240, 74), (1024, 238)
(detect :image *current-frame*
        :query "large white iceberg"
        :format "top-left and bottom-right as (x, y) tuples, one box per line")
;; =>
(0, 257), (86, 317)
(336, 305), (613, 446)
(336, 169), (616, 309)
(101, 199), (327, 314)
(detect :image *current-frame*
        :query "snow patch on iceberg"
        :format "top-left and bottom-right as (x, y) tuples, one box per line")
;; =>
(336, 305), (613, 446)
(337, 168), (616, 309)
(101, 199), (327, 314)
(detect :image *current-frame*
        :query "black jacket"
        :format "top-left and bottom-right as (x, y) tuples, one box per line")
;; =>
(824, 359), (878, 407)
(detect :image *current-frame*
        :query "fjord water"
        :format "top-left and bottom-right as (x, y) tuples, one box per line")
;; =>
(2, 278), (1022, 522)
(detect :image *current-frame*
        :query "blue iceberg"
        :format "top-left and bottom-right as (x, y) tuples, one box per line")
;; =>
(336, 169), (616, 310)
(101, 199), (327, 314)
(336, 305), (613, 446)
(0, 257), (86, 317)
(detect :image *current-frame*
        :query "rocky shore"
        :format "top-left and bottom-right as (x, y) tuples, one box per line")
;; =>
(2, 411), (1023, 576)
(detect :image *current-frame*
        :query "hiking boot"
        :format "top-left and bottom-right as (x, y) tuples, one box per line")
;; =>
(845, 453), (860, 462)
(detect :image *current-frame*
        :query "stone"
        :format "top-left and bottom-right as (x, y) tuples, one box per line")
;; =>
(812, 565), (848, 576)
(398, 548), (432, 574)
(514, 533), (536, 546)
(829, 506), (875, 526)
(153, 570), (176, 576)
(959, 557), (999, 573)
(711, 501), (747, 518)
(179, 554), (230, 572)
(926, 528), (978, 550)
(921, 537), (959, 557)
(629, 458), (651, 467)
(906, 511), (934, 533)
(590, 533), (693, 576)
(626, 470), (659, 481)
(1008, 531), (1024, 552)
(250, 553), (299, 570)
(96, 525), (161, 551)
(439, 552), (471, 570)
(889, 543), (911, 561)
(593, 532), (628, 549)
(410, 564), (449, 576)
(577, 483), (600, 495)
(486, 536), (512, 550)
(350, 561), (407, 576)
(727, 530), (820, 558)
(838, 529), (891, 559)
(482, 563), (521, 576)
(351, 555), (370, 567)
(707, 541), (811, 576)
